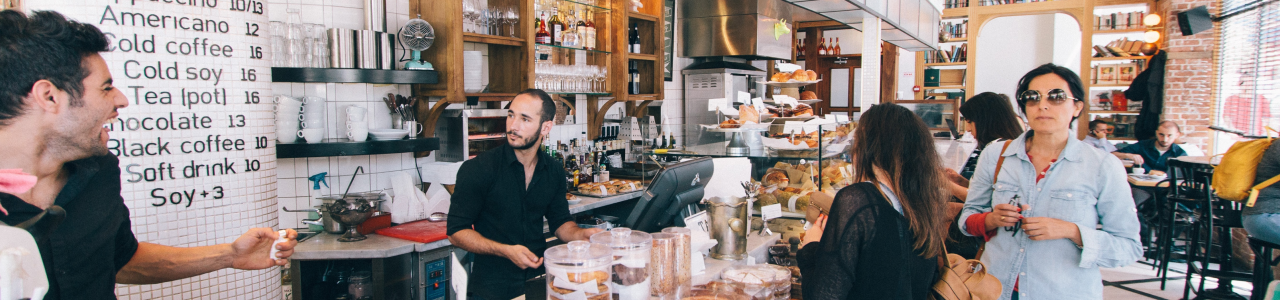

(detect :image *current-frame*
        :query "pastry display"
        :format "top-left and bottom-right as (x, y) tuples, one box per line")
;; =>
(753, 161), (853, 213)
(721, 264), (792, 300)
(799, 91), (818, 100)
(738, 105), (760, 124)
(590, 228), (653, 300)
(719, 119), (742, 129)
(576, 180), (644, 196)
(767, 69), (819, 83)
(545, 241), (613, 300)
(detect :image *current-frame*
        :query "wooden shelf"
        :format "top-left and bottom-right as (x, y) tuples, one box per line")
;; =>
(972, 0), (1085, 15)
(277, 138), (439, 158)
(462, 93), (518, 102)
(923, 85), (966, 89)
(628, 11), (659, 22)
(626, 94), (659, 99)
(271, 68), (439, 84)
(628, 53), (657, 61)
(941, 37), (969, 42)
(462, 33), (526, 46)
(1090, 84), (1132, 89)
(1091, 110), (1140, 114)
(1093, 28), (1150, 34)
(1091, 56), (1152, 61)
(924, 62), (968, 67)
(943, 7), (969, 18)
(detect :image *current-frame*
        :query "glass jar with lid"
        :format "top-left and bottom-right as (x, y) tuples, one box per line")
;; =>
(544, 240), (614, 300)
(720, 264), (792, 300)
(590, 227), (652, 300)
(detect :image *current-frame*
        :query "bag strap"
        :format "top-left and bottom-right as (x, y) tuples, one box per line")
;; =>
(1248, 174), (1280, 207)
(938, 140), (1015, 269)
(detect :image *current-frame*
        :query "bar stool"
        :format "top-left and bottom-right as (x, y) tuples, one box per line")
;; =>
(1249, 236), (1279, 300)
(1158, 159), (1213, 289)
(1184, 194), (1252, 300)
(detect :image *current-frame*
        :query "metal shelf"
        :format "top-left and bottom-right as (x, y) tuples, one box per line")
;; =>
(277, 138), (440, 158)
(271, 68), (439, 84)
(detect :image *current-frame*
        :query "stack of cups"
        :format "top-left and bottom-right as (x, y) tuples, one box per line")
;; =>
(300, 96), (327, 143)
(346, 105), (368, 142)
(275, 95), (303, 143)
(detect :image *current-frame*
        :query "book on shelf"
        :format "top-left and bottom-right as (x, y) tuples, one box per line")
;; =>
(924, 43), (968, 64)
(944, 0), (970, 8)
(1095, 11), (1146, 30)
(980, 0), (1052, 6)
(1098, 65), (1117, 85)
(1117, 64), (1138, 85)
(940, 20), (969, 41)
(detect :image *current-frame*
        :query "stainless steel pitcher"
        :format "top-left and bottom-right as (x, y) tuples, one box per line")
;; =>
(704, 196), (748, 260)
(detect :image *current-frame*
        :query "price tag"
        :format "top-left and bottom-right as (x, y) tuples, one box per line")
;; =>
(737, 91), (752, 104)
(836, 114), (850, 123)
(761, 203), (783, 221)
(684, 210), (712, 247)
(598, 186), (608, 195)
(782, 121), (804, 134)
(707, 98), (727, 112)
(751, 98), (765, 111)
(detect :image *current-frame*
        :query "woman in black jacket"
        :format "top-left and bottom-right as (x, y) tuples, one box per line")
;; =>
(797, 103), (949, 300)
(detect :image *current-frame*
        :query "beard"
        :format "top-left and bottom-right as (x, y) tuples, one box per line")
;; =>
(49, 108), (111, 160)
(508, 129), (542, 150)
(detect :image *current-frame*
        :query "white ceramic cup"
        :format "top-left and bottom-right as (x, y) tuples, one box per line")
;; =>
(346, 105), (367, 122)
(275, 95), (303, 106)
(1132, 168), (1145, 175)
(299, 128), (325, 143)
(402, 121), (424, 135)
(347, 122), (369, 142)
(301, 118), (326, 129)
(277, 122), (299, 143)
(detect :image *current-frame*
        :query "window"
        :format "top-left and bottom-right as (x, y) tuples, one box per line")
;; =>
(1215, 0), (1279, 150)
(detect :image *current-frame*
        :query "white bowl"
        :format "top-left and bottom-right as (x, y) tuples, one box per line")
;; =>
(368, 128), (410, 141)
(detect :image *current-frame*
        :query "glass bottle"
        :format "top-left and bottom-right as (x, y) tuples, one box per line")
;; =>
(833, 37), (842, 55)
(817, 37), (826, 56)
(549, 8), (564, 46)
(628, 61), (641, 94)
(576, 9), (589, 49)
(536, 13), (551, 44)
(583, 11), (597, 50)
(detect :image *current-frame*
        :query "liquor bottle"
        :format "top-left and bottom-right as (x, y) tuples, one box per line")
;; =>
(629, 23), (641, 53)
(549, 9), (564, 46)
(833, 38), (842, 55)
(817, 38), (826, 55)
(797, 39), (804, 56)
(667, 133), (676, 149)
(535, 14), (551, 44)
(583, 11), (597, 50)
(659, 134), (668, 149)
(628, 61), (641, 94)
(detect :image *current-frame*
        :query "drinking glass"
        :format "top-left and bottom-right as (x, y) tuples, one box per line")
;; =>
(462, 0), (477, 33)
(506, 7), (519, 37)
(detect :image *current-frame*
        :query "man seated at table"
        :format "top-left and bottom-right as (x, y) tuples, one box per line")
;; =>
(1112, 121), (1187, 177)
(1083, 119), (1117, 152)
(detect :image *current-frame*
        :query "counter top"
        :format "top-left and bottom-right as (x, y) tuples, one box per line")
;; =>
(569, 191), (644, 214)
(293, 232), (454, 260)
(693, 233), (782, 285)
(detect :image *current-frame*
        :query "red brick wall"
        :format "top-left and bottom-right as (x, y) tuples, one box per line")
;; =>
(1154, 0), (1219, 151)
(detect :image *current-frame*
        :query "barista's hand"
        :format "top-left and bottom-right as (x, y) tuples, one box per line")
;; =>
(503, 245), (543, 269)
(230, 228), (297, 270)
(577, 227), (604, 240)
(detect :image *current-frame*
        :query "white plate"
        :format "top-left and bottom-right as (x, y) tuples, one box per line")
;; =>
(759, 80), (821, 88)
(368, 129), (409, 141)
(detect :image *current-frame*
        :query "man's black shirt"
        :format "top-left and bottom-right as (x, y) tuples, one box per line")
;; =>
(447, 143), (572, 299)
(0, 155), (139, 300)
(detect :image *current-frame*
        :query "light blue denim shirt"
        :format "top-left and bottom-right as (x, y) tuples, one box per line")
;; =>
(959, 131), (1143, 300)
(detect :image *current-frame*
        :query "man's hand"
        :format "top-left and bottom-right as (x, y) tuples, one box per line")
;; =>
(984, 203), (1025, 230)
(577, 227), (604, 240)
(502, 245), (544, 269)
(1022, 217), (1082, 246)
(1128, 154), (1145, 166)
(230, 228), (297, 270)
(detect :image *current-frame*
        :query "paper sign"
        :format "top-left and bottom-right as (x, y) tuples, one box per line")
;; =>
(782, 121), (804, 134)
(825, 114), (837, 123)
(737, 91), (752, 104)
(836, 114), (850, 123)
(761, 203), (783, 221)
(692, 252), (708, 275)
(751, 98), (765, 111)
(707, 98), (728, 112)
(451, 252), (468, 299)
(684, 211), (712, 249)
(718, 105), (739, 115)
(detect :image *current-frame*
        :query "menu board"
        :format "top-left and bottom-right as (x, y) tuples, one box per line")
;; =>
(24, 0), (278, 298)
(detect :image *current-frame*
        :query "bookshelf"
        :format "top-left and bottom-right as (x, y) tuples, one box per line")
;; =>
(1085, 1), (1155, 140)
(915, 0), (1155, 139)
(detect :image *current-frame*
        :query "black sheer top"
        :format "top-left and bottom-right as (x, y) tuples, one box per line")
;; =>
(796, 182), (938, 300)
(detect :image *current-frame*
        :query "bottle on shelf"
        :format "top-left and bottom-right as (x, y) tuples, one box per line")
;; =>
(628, 61), (641, 94)
(583, 11), (597, 50)
(817, 38), (826, 56)
(833, 38), (842, 55)
(667, 133), (676, 149)
(536, 14), (551, 44)
(550, 8), (564, 46)
(629, 23), (641, 54)
(797, 39), (805, 55)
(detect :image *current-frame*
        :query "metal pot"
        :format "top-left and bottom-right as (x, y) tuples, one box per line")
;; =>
(324, 198), (375, 242)
(285, 205), (345, 234)
(704, 196), (749, 260)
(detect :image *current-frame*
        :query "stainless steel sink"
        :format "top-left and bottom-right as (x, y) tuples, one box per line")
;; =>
(295, 230), (320, 242)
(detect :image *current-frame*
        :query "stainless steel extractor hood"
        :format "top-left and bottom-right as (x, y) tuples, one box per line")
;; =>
(679, 0), (795, 61)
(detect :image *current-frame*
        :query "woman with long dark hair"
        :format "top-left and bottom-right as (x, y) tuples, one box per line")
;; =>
(941, 92), (1027, 258)
(797, 103), (948, 300)
(958, 63), (1141, 300)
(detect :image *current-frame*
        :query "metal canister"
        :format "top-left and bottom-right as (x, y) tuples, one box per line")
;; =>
(356, 30), (378, 69)
(378, 32), (394, 70)
(704, 196), (749, 260)
(327, 28), (356, 68)
(364, 0), (385, 32)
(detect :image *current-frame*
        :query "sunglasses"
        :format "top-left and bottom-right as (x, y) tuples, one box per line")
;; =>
(1005, 194), (1022, 236)
(1018, 89), (1079, 106)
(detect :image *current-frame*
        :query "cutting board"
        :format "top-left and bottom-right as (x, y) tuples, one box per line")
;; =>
(376, 219), (449, 243)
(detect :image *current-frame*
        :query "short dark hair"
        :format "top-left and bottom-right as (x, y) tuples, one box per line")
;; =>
(0, 10), (110, 125)
(1089, 119), (1110, 131)
(1157, 120), (1182, 133)
(1014, 63), (1086, 122)
(959, 92), (1025, 146)
(515, 89), (557, 124)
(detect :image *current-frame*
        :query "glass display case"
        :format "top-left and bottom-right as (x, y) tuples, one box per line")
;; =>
(644, 121), (854, 186)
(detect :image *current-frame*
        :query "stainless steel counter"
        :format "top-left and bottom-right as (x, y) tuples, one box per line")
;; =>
(292, 232), (453, 260)
(568, 191), (644, 214)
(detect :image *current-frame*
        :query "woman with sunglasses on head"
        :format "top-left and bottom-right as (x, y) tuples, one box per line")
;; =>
(957, 63), (1142, 300)
(941, 92), (1026, 259)
(797, 103), (948, 300)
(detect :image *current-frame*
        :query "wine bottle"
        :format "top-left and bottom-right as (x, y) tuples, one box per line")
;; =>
(818, 38), (826, 55)
(834, 37), (842, 55)
(629, 61), (640, 94)
(583, 11), (597, 50)
(630, 23), (641, 53)
(536, 13), (551, 44)
(549, 9), (563, 46)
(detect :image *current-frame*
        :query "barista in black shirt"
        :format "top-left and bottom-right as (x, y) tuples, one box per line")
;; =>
(0, 10), (297, 299)
(447, 89), (603, 299)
